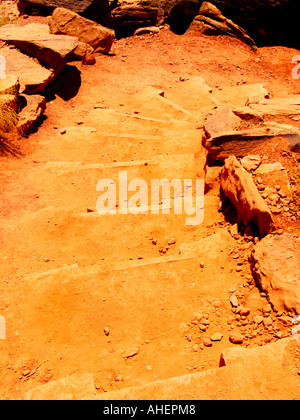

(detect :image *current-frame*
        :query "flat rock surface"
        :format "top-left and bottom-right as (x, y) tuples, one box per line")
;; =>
(0, 46), (54, 94)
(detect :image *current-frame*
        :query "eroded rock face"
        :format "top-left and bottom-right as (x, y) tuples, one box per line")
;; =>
(250, 233), (300, 315)
(111, 1), (160, 37)
(203, 127), (300, 162)
(17, 94), (46, 135)
(207, 0), (299, 47)
(167, 0), (299, 48)
(220, 155), (275, 238)
(17, 0), (112, 27)
(49, 7), (115, 53)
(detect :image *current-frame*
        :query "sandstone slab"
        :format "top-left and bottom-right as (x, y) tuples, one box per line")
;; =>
(203, 126), (300, 161)
(250, 233), (300, 315)
(0, 46), (54, 94)
(49, 7), (114, 54)
(249, 96), (300, 117)
(220, 156), (275, 238)
(17, 94), (46, 135)
(0, 24), (79, 73)
(23, 373), (96, 400)
(204, 107), (242, 138)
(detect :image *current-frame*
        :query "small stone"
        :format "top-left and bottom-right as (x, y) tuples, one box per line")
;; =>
(263, 304), (272, 314)
(22, 370), (30, 376)
(168, 238), (176, 245)
(230, 293), (239, 307)
(103, 326), (110, 336)
(200, 262), (205, 268)
(263, 317), (273, 327)
(60, 128), (66, 135)
(229, 332), (244, 344)
(199, 324), (207, 331)
(122, 347), (140, 359)
(240, 308), (250, 316)
(254, 315), (263, 324)
(210, 332), (223, 342)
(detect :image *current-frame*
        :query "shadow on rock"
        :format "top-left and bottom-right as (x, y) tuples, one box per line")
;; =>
(51, 64), (82, 101)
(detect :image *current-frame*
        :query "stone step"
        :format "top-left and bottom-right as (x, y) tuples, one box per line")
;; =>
(83, 108), (195, 136)
(86, 338), (297, 400)
(7, 232), (250, 400)
(25, 154), (206, 211)
(163, 77), (220, 114)
(1, 198), (222, 275)
(23, 338), (297, 399)
(162, 78), (269, 113)
(116, 86), (202, 123)
(32, 126), (203, 163)
(213, 83), (269, 108)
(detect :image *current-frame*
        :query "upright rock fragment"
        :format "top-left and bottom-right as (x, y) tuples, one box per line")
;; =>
(188, 2), (256, 50)
(220, 155), (275, 238)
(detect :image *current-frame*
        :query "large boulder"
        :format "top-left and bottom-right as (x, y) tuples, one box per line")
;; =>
(0, 24), (79, 74)
(111, 0), (160, 37)
(17, 0), (112, 27)
(220, 155), (275, 238)
(250, 233), (300, 315)
(49, 7), (115, 54)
